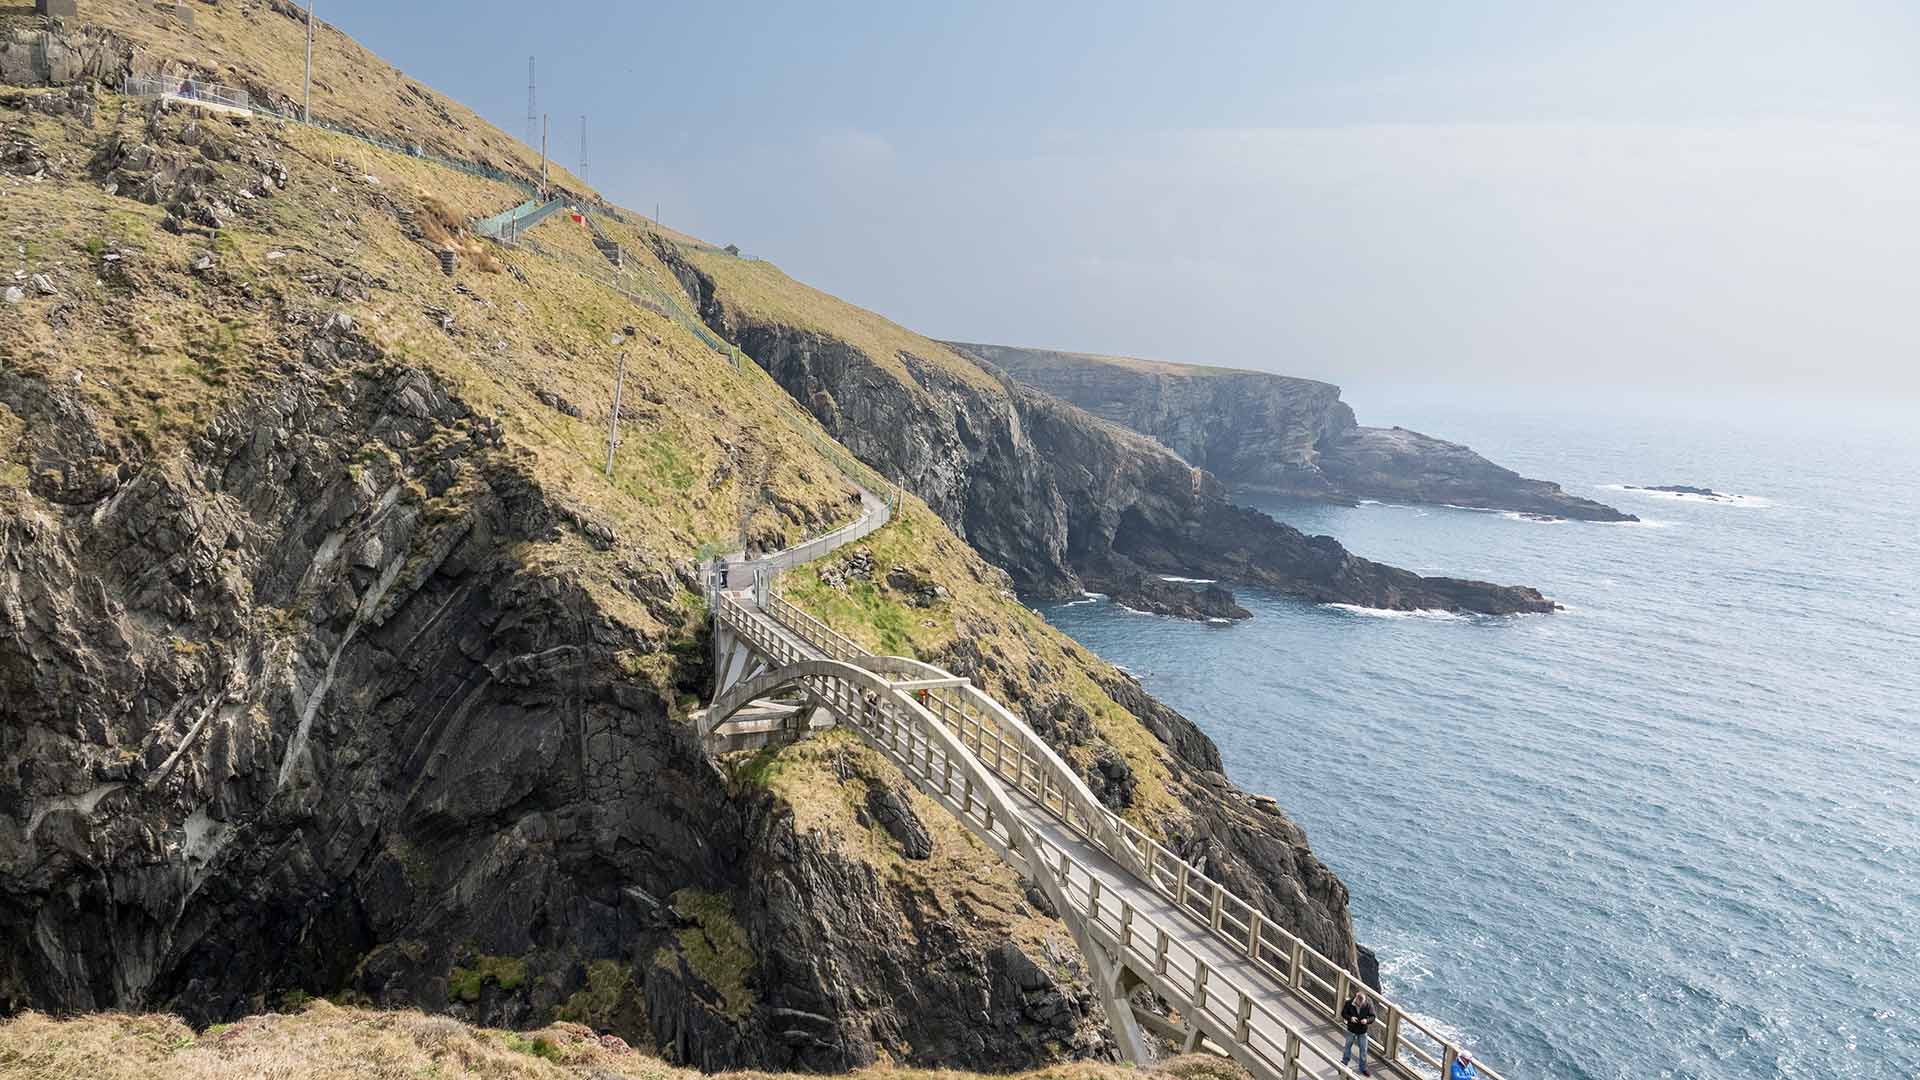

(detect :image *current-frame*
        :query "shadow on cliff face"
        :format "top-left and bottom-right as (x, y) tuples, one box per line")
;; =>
(655, 243), (1553, 616)
(0, 321), (1106, 1072)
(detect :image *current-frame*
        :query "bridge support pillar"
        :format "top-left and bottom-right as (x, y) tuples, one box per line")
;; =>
(1085, 949), (1151, 1065)
(715, 628), (755, 698)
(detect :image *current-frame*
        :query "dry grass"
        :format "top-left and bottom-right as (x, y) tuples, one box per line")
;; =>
(776, 509), (1185, 832)
(741, 731), (1061, 948)
(50, 0), (571, 187)
(0, 1005), (1248, 1080)
(679, 248), (1004, 394)
(0, 94), (858, 683)
(958, 344), (1254, 380)
(417, 193), (502, 273)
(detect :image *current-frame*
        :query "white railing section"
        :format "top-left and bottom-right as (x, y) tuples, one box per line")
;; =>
(122, 75), (253, 112)
(714, 593), (1397, 1080)
(753, 585), (1502, 1080)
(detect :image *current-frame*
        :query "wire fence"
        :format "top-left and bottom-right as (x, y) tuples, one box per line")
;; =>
(120, 77), (542, 195)
(117, 78), (894, 522)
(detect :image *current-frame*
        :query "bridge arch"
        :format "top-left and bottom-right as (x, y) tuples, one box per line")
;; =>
(702, 635), (1153, 1062)
(705, 583), (1496, 1080)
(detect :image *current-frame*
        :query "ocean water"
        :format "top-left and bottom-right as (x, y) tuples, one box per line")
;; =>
(1039, 390), (1920, 1079)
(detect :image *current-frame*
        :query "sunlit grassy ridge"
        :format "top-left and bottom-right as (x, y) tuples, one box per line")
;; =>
(953, 343), (1255, 379)
(66, 0), (567, 184)
(679, 248), (1005, 394)
(773, 509), (1184, 830)
(0, 1003), (1256, 1080)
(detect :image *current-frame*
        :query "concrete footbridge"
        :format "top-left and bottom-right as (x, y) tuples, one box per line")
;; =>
(698, 500), (1501, 1080)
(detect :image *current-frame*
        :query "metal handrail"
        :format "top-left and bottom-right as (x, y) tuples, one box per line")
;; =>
(756, 582), (1500, 1080)
(123, 75), (252, 111)
(711, 594), (1396, 1080)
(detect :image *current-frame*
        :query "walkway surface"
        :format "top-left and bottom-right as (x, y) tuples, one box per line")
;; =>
(704, 531), (1496, 1080)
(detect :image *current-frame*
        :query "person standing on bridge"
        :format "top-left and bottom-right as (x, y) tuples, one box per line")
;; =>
(1449, 1049), (1479, 1080)
(1341, 988), (1377, 1075)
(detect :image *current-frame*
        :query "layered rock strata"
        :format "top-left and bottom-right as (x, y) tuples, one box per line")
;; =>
(952, 342), (1633, 522)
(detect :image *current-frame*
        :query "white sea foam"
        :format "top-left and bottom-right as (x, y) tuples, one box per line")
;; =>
(1159, 575), (1218, 584)
(1604, 484), (1772, 508)
(1324, 603), (1471, 622)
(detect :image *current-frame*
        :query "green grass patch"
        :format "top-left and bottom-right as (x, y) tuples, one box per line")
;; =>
(728, 746), (787, 789)
(784, 575), (918, 657)
(502, 1032), (561, 1059)
(553, 960), (636, 1032)
(656, 889), (755, 1022)
(448, 955), (527, 1003)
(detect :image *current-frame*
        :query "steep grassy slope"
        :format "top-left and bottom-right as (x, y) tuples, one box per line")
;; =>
(662, 241), (1556, 613)
(4, 0), (569, 188)
(0, 4), (1379, 1072)
(0, 1003), (1252, 1080)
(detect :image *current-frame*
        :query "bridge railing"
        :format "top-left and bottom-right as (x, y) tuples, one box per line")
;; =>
(716, 596), (1387, 1080)
(123, 75), (253, 112)
(760, 581), (1497, 1080)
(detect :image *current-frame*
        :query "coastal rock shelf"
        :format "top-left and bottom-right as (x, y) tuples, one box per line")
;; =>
(951, 342), (1635, 523)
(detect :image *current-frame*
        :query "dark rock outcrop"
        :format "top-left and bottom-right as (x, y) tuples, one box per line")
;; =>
(952, 342), (1634, 522)
(0, 333), (1093, 1072)
(659, 249), (1555, 615)
(1081, 568), (1251, 622)
(1627, 484), (1730, 500)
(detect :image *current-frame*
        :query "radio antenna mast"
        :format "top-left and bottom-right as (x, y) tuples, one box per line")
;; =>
(525, 57), (537, 148)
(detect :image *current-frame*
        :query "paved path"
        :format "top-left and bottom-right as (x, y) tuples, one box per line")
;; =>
(706, 587), (1486, 1080)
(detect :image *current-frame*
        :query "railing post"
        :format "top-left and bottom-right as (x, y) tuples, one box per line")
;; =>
(1334, 970), (1350, 1018)
(1120, 902), (1135, 949)
(1193, 963), (1209, 1012)
(1235, 991), (1253, 1042)
(1154, 929), (1170, 976)
(1208, 885), (1224, 930)
(1247, 910), (1263, 959)
(1284, 1031), (1302, 1080)
(1176, 862), (1190, 908)
(1288, 941), (1304, 989)
(1383, 1006), (1401, 1063)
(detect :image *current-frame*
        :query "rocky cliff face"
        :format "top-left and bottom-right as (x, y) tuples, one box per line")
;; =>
(954, 342), (1633, 522)
(0, 16), (1374, 1070)
(0, 324), (1108, 1072)
(662, 251), (1555, 615)
(0, 55), (1105, 1069)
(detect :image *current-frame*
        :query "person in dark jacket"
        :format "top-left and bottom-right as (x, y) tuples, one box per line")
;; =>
(1340, 989), (1377, 1075)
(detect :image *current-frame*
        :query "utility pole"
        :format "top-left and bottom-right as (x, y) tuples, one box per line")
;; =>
(580, 114), (589, 186)
(540, 113), (549, 195)
(525, 57), (537, 149)
(604, 352), (628, 476)
(302, 1), (315, 123)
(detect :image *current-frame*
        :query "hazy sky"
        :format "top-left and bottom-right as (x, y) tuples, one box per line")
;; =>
(321, 1), (1920, 397)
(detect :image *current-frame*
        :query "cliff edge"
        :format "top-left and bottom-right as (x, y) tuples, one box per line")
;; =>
(1, 3), (1378, 1071)
(951, 343), (1634, 522)
(656, 248), (1556, 615)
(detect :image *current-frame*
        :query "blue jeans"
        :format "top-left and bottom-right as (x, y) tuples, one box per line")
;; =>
(1342, 1030), (1370, 1071)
